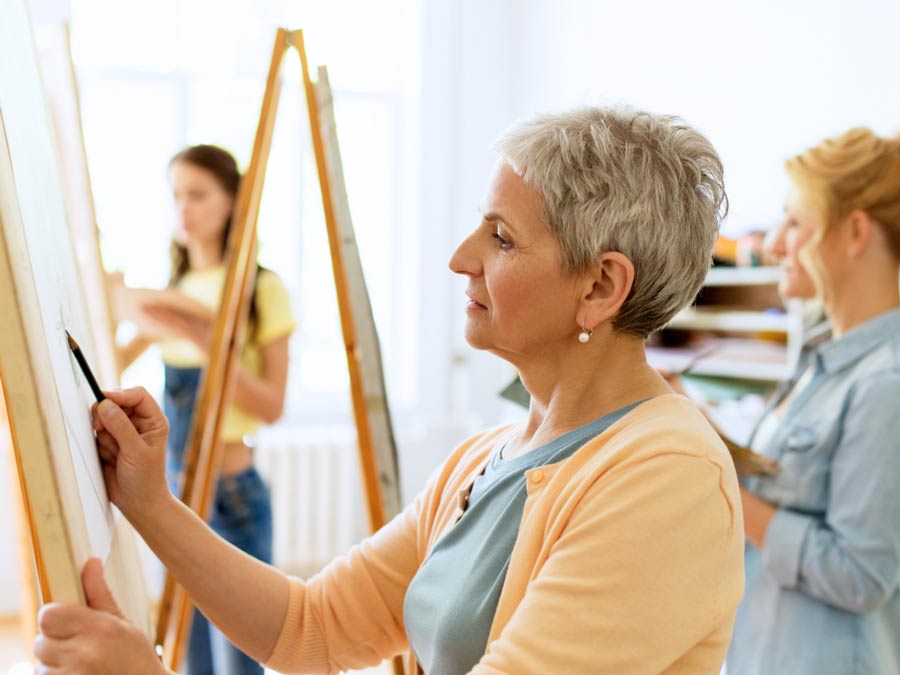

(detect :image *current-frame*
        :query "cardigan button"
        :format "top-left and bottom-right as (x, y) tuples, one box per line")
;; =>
(530, 469), (544, 484)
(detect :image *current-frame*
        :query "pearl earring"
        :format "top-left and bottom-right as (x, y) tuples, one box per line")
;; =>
(578, 326), (592, 344)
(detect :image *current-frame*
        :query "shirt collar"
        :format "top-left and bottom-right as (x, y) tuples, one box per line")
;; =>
(814, 306), (900, 374)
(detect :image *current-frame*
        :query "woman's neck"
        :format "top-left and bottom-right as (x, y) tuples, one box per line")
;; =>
(825, 267), (900, 338)
(186, 239), (223, 272)
(507, 330), (671, 460)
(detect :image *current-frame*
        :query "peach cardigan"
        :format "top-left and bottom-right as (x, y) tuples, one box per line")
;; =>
(265, 395), (744, 674)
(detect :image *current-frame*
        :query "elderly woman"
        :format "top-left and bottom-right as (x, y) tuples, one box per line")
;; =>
(35, 107), (743, 675)
(726, 128), (900, 675)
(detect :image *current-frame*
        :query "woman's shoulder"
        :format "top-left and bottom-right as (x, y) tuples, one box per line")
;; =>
(252, 268), (294, 328)
(255, 267), (289, 293)
(570, 396), (741, 527)
(859, 331), (900, 374)
(843, 368), (900, 422)
(579, 394), (732, 474)
(827, 333), (900, 414)
(608, 394), (721, 442)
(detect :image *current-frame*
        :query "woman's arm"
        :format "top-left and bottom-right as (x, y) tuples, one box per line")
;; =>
(756, 374), (900, 612)
(90, 388), (290, 660)
(133, 488), (291, 661)
(230, 335), (289, 423)
(230, 271), (294, 422)
(46, 387), (420, 672)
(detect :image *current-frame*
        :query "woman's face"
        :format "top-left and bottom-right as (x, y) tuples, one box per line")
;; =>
(448, 162), (584, 361)
(169, 161), (234, 247)
(766, 189), (822, 300)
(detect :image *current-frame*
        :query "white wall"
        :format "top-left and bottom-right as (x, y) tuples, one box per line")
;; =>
(513, 0), (900, 234)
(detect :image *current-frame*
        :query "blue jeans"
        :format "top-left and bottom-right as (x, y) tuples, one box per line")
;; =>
(163, 365), (273, 675)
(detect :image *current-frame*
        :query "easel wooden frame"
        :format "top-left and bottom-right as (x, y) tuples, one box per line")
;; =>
(155, 29), (403, 674)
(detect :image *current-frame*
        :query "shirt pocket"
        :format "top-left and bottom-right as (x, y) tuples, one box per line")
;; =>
(783, 426), (819, 452)
(774, 423), (835, 510)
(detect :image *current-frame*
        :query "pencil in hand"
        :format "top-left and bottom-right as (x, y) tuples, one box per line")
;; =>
(66, 331), (106, 403)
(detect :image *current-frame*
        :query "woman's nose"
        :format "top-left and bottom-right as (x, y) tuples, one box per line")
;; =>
(765, 221), (787, 260)
(448, 231), (482, 277)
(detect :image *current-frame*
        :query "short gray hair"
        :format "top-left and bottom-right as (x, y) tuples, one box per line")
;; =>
(493, 106), (727, 338)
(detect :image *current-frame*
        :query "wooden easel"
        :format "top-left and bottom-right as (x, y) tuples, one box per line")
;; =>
(155, 29), (404, 674)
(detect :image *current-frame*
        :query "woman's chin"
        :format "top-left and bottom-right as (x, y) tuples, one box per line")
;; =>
(779, 277), (816, 301)
(462, 328), (489, 351)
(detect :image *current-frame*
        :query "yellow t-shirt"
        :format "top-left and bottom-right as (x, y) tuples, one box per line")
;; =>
(159, 264), (296, 443)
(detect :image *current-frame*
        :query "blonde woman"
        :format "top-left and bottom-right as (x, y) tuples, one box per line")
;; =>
(36, 107), (744, 674)
(727, 128), (900, 675)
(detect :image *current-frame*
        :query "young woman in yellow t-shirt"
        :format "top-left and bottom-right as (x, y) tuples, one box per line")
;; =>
(116, 144), (295, 675)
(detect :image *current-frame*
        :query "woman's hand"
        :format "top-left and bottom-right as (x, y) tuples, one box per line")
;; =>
(140, 305), (213, 354)
(109, 281), (214, 350)
(34, 558), (169, 675)
(740, 485), (778, 548)
(91, 387), (172, 522)
(106, 271), (130, 317)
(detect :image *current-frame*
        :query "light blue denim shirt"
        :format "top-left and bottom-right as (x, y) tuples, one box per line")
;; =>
(727, 307), (900, 675)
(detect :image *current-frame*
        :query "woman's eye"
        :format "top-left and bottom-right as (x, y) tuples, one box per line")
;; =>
(492, 232), (513, 250)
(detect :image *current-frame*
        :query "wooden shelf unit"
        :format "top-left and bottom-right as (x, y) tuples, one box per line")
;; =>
(647, 266), (804, 382)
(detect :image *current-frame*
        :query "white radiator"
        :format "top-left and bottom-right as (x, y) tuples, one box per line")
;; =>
(255, 426), (367, 578)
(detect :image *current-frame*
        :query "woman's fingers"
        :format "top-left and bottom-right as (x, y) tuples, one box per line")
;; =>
(101, 387), (162, 422)
(33, 634), (65, 667)
(38, 604), (95, 640)
(97, 445), (117, 465)
(95, 429), (119, 455)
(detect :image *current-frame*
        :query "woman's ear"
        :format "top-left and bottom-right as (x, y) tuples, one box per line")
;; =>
(845, 209), (874, 258)
(578, 252), (635, 329)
